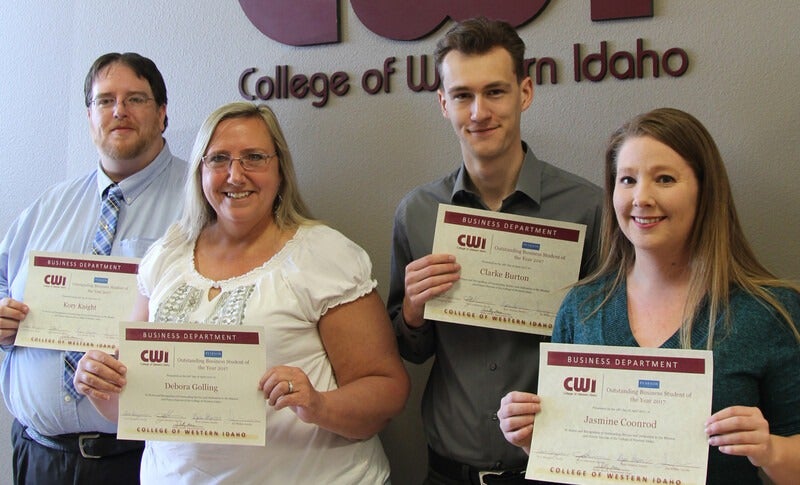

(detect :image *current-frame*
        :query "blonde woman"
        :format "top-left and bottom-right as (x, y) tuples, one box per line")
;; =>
(76, 102), (410, 484)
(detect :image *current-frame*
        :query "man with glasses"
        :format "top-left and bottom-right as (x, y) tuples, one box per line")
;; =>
(0, 52), (186, 484)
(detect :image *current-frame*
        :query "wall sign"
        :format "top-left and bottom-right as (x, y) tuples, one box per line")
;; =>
(238, 0), (654, 46)
(235, 1), (681, 108)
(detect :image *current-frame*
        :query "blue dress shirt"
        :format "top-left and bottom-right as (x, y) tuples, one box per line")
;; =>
(0, 143), (186, 436)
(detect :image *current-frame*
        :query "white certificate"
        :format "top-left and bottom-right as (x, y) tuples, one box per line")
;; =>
(117, 323), (267, 446)
(528, 343), (713, 485)
(16, 251), (140, 352)
(424, 204), (585, 334)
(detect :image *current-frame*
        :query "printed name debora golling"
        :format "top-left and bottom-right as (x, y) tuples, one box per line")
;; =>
(165, 382), (220, 393)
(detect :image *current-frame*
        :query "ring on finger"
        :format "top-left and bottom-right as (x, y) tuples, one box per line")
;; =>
(287, 380), (294, 394)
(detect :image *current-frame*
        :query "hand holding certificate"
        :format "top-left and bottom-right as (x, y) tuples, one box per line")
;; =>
(424, 204), (586, 335)
(117, 322), (267, 446)
(527, 343), (713, 485)
(16, 251), (139, 352)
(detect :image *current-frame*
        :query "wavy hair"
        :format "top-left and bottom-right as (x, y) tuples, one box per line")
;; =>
(434, 17), (526, 82)
(177, 102), (314, 242)
(582, 107), (799, 348)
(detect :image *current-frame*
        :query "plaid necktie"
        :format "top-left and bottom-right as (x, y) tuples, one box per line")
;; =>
(63, 184), (123, 399)
(91, 184), (123, 256)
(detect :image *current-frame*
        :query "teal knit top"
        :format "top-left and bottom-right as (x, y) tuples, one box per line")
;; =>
(553, 275), (800, 485)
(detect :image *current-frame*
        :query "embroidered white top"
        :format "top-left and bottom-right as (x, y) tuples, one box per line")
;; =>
(137, 223), (390, 485)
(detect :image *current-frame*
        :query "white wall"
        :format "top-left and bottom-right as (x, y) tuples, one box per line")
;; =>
(1, 2), (798, 484)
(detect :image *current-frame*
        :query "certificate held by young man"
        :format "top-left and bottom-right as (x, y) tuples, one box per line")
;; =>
(425, 204), (586, 335)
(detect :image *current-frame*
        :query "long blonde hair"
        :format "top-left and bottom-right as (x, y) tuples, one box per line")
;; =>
(178, 102), (314, 241)
(582, 107), (799, 348)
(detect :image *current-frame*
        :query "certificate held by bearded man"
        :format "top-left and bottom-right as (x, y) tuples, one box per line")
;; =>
(16, 251), (139, 352)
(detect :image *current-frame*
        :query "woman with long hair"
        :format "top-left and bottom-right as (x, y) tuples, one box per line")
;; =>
(498, 108), (800, 484)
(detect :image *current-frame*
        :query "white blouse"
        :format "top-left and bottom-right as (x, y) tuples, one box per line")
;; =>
(136, 223), (390, 484)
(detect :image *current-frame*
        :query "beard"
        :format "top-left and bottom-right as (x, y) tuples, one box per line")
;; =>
(96, 124), (161, 162)
(100, 136), (149, 161)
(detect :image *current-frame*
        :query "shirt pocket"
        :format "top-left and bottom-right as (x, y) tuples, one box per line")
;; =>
(118, 238), (157, 258)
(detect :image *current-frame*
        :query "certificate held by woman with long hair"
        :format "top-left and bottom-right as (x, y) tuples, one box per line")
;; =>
(528, 343), (713, 485)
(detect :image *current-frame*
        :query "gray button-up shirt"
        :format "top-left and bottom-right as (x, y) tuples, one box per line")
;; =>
(388, 143), (603, 470)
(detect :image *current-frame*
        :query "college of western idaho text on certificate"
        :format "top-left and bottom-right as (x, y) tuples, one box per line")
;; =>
(118, 323), (267, 446)
(528, 343), (713, 485)
(424, 204), (586, 335)
(16, 251), (140, 352)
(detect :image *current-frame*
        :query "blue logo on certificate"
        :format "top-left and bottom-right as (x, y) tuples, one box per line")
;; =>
(521, 242), (540, 251)
(93, 277), (109, 284)
(204, 350), (223, 358)
(638, 379), (660, 389)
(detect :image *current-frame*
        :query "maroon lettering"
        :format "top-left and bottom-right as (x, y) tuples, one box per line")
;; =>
(526, 57), (559, 85)
(457, 234), (486, 250)
(591, 0), (653, 21)
(44, 274), (66, 286)
(239, 66), (351, 107)
(574, 39), (689, 82)
(351, 0), (550, 41)
(576, 41), (609, 82)
(240, 1), (657, 47)
(239, 0), (552, 46)
(564, 377), (596, 392)
(238, 0), (339, 46)
(662, 48), (690, 77)
(406, 55), (440, 92)
(636, 38), (660, 78)
(141, 350), (169, 363)
(361, 57), (397, 95)
(290, 74), (310, 99)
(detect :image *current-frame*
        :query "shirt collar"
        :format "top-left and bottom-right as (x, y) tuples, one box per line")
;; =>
(450, 142), (542, 208)
(95, 140), (174, 204)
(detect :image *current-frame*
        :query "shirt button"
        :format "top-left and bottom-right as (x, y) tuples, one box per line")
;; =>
(489, 363), (497, 371)
(491, 412), (498, 421)
(64, 395), (72, 402)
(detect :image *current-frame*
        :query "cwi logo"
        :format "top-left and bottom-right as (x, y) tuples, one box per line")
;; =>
(141, 349), (169, 364)
(239, 0), (654, 46)
(563, 376), (597, 393)
(44, 274), (67, 287)
(457, 234), (486, 250)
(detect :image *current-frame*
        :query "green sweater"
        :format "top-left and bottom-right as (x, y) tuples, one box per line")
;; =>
(554, 276), (800, 485)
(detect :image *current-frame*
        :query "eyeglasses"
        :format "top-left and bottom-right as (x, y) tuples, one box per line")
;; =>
(201, 152), (278, 171)
(90, 94), (154, 110)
